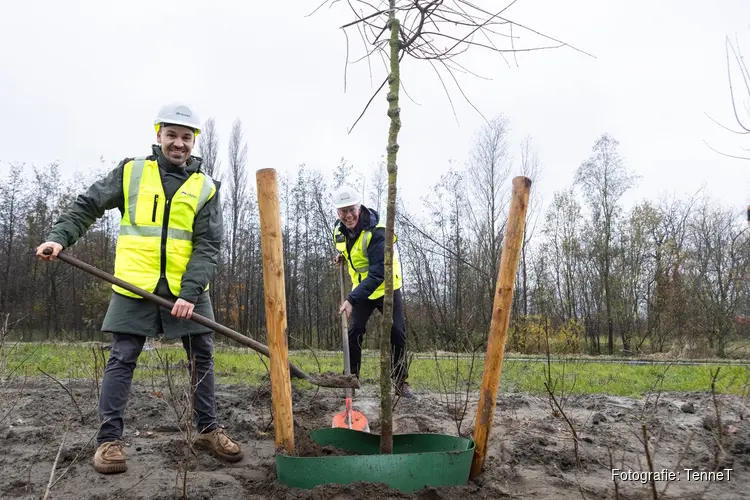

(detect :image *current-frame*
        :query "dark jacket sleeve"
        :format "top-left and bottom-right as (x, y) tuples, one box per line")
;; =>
(179, 182), (223, 302)
(46, 161), (126, 248)
(347, 227), (385, 305)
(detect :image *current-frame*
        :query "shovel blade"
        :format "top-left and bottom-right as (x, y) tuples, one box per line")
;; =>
(332, 409), (370, 433)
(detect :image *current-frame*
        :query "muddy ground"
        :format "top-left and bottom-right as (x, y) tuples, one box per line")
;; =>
(0, 376), (748, 499)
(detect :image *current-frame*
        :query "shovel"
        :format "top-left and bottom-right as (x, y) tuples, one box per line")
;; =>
(331, 259), (370, 432)
(42, 248), (359, 390)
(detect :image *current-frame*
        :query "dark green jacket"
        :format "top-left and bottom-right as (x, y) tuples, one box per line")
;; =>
(47, 144), (223, 303)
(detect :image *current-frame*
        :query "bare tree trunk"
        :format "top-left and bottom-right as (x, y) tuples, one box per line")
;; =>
(379, 1), (400, 455)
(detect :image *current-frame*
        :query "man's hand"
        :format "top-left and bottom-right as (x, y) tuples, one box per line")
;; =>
(171, 298), (195, 319)
(333, 253), (342, 265)
(36, 242), (63, 261)
(339, 300), (352, 319)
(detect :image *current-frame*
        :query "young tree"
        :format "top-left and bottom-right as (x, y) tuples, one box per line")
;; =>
(315, 0), (582, 454)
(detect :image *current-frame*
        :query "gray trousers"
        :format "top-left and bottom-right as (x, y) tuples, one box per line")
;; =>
(96, 332), (218, 446)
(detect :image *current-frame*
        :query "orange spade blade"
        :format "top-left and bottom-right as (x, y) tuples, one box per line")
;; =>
(332, 397), (370, 432)
(332, 409), (370, 432)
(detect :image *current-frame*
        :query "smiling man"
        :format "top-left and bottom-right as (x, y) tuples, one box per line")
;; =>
(331, 185), (414, 398)
(35, 103), (243, 474)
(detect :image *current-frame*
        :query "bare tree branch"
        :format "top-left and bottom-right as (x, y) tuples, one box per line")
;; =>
(315, 0), (592, 126)
(704, 111), (749, 135)
(426, 57), (459, 124)
(703, 140), (750, 161)
(707, 32), (750, 160)
(437, 56), (488, 124)
(348, 75), (390, 134)
(343, 28), (350, 93)
(726, 35), (750, 133)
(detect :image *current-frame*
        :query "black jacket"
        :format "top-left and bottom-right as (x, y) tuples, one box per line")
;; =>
(47, 144), (223, 303)
(335, 205), (387, 305)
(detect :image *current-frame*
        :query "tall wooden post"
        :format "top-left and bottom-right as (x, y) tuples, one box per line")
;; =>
(470, 176), (532, 478)
(256, 168), (294, 455)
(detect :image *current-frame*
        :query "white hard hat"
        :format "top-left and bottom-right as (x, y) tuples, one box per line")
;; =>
(154, 102), (201, 135)
(332, 185), (361, 208)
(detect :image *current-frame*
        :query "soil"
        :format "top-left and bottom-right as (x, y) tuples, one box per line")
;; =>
(305, 372), (361, 389)
(292, 421), (352, 457)
(1, 377), (748, 499)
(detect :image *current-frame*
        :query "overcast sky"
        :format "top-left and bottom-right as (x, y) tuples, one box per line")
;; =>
(2, 0), (749, 223)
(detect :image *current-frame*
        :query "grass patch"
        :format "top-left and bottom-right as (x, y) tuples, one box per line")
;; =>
(3, 342), (749, 397)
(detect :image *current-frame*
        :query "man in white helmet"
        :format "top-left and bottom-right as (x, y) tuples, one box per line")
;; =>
(36, 103), (243, 474)
(331, 185), (414, 398)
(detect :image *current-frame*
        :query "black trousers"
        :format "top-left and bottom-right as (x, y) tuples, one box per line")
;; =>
(97, 332), (217, 446)
(348, 288), (408, 383)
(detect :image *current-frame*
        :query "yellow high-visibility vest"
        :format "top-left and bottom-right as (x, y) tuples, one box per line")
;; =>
(334, 221), (402, 300)
(112, 157), (216, 298)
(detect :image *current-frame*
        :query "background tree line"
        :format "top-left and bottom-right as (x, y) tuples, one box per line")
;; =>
(1, 115), (748, 358)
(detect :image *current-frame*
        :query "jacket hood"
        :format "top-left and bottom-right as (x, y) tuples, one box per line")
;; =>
(361, 205), (380, 229)
(151, 144), (202, 174)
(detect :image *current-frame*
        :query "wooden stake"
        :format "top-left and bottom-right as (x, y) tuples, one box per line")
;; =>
(256, 168), (294, 455)
(470, 176), (532, 479)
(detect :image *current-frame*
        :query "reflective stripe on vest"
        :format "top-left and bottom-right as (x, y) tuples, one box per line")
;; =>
(350, 231), (371, 273)
(333, 222), (402, 300)
(113, 157), (216, 298)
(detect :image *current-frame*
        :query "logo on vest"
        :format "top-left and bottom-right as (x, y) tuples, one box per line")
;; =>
(180, 191), (198, 199)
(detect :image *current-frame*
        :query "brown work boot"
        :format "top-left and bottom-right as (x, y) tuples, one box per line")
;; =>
(93, 440), (127, 474)
(194, 428), (244, 463)
(395, 381), (415, 399)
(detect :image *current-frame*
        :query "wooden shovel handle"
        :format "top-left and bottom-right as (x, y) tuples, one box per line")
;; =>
(42, 247), (309, 380)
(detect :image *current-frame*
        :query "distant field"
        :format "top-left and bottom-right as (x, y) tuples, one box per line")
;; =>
(3, 342), (749, 397)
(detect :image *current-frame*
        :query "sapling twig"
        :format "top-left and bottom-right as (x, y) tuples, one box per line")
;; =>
(38, 367), (85, 424)
(392, 351), (415, 411)
(640, 424), (659, 500)
(1, 314), (37, 428)
(608, 446), (621, 500)
(92, 345), (100, 401)
(42, 426), (68, 500)
(49, 419), (108, 489)
(432, 331), (479, 435)
(544, 379), (581, 468)
(639, 363), (672, 421)
(659, 429), (696, 498)
(108, 469), (157, 499)
(152, 344), (210, 500)
(709, 367), (727, 471)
